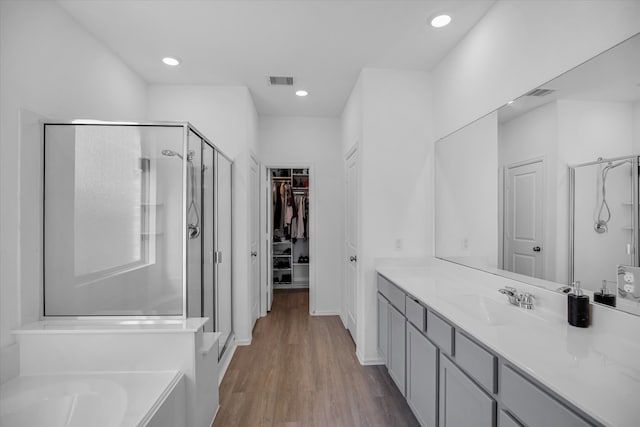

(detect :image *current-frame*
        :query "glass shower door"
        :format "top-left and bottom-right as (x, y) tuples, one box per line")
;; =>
(216, 152), (233, 356)
(571, 157), (638, 292)
(43, 124), (185, 316)
(202, 144), (215, 332)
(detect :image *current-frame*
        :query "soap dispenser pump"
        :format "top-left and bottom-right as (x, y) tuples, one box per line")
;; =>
(568, 281), (590, 328)
(593, 280), (616, 308)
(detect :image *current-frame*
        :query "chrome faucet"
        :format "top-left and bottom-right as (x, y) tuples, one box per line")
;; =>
(498, 286), (535, 309)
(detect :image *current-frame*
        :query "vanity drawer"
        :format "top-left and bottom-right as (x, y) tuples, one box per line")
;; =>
(377, 275), (405, 314)
(455, 331), (497, 393)
(426, 310), (454, 356)
(501, 365), (591, 427)
(405, 296), (425, 330)
(499, 410), (522, 427)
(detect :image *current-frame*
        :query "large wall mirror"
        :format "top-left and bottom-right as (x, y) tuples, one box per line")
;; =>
(435, 33), (640, 316)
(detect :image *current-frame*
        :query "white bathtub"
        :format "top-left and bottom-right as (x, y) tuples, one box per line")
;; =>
(0, 371), (184, 427)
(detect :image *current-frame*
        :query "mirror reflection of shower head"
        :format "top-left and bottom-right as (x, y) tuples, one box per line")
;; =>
(594, 220), (608, 234)
(161, 149), (195, 161)
(161, 149), (183, 160)
(594, 158), (633, 234)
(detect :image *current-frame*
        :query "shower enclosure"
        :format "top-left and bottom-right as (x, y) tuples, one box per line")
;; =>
(569, 155), (639, 294)
(43, 121), (233, 355)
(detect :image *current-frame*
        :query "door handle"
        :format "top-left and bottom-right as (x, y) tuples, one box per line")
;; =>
(251, 251), (258, 257)
(533, 246), (541, 252)
(349, 255), (357, 262)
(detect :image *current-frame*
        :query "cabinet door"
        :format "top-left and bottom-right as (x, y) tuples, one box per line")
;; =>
(377, 293), (389, 365)
(440, 355), (496, 427)
(388, 304), (406, 395)
(407, 323), (438, 427)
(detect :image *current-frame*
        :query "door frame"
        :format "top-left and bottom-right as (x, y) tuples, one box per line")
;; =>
(344, 143), (360, 343)
(260, 162), (316, 316)
(249, 154), (261, 327)
(501, 156), (546, 278)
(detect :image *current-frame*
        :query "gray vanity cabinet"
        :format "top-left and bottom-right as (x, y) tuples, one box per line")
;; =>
(499, 410), (522, 427)
(501, 366), (591, 427)
(388, 304), (406, 395)
(377, 293), (389, 364)
(375, 273), (597, 427)
(440, 355), (496, 427)
(406, 322), (438, 427)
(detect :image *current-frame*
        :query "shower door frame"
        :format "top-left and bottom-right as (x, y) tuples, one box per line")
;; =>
(568, 154), (640, 285)
(41, 120), (232, 322)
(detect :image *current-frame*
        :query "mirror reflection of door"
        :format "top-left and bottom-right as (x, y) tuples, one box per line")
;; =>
(345, 147), (358, 343)
(504, 159), (545, 278)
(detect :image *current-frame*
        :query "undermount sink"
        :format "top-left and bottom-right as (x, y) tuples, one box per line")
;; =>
(444, 294), (551, 327)
(444, 294), (515, 326)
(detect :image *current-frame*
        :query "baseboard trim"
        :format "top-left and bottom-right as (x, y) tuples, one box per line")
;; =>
(210, 405), (220, 426)
(356, 350), (384, 366)
(235, 337), (252, 346)
(311, 310), (340, 316)
(218, 340), (237, 385)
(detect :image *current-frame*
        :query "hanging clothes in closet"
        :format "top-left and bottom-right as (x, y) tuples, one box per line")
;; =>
(273, 181), (282, 230)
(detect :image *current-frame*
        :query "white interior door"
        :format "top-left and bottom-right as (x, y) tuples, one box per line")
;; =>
(345, 148), (358, 342)
(250, 156), (260, 325)
(504, 160), (545, 278)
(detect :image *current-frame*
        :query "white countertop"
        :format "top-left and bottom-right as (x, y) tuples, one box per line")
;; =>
(12, 318), (208, 334)
(377, 258), (640, 427)
(0, 370), (183, 427)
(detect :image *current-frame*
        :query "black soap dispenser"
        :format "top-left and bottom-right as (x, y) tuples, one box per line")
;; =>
(568, 281), (590, 328)
(593, 280), (616, 308)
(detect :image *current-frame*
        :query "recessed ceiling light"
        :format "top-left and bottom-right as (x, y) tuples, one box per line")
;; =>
(431, 14), (451, 28)
(296, 90), (308, 97)
(162, 57), (180, 66)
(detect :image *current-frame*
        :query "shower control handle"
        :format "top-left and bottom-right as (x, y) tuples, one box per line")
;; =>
(533, 246), (541, 252)
(251, 251), (258, 257)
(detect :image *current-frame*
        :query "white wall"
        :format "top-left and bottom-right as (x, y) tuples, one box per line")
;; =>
(342, 68), (433, 363)
(0, 0), (148, 381)
(147, 85), (259, 344)
(259, 117), (343, 315)
(432, 0), (640, 140)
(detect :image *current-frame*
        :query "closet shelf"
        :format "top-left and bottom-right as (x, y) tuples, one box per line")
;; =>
(273, 241), (291, 245)
(293, 263), (309, 266)
(273, 268), (292, 271)
(273, 254), (292, 257)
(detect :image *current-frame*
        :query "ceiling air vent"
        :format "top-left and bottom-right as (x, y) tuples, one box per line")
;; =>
(525, 88), (555, 97)
(269, 76), (294, 86)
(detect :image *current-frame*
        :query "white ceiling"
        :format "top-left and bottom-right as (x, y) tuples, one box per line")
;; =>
(58, 0), (495, 117)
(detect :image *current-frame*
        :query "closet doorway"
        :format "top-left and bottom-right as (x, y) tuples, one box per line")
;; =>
(264, 166), (314, 315)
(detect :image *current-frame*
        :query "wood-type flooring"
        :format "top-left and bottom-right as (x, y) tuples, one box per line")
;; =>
(212, 289), (419, 427)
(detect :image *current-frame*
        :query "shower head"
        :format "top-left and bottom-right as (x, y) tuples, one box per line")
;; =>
(603, 159), (632, 172)
(161, 149), (183, 160)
